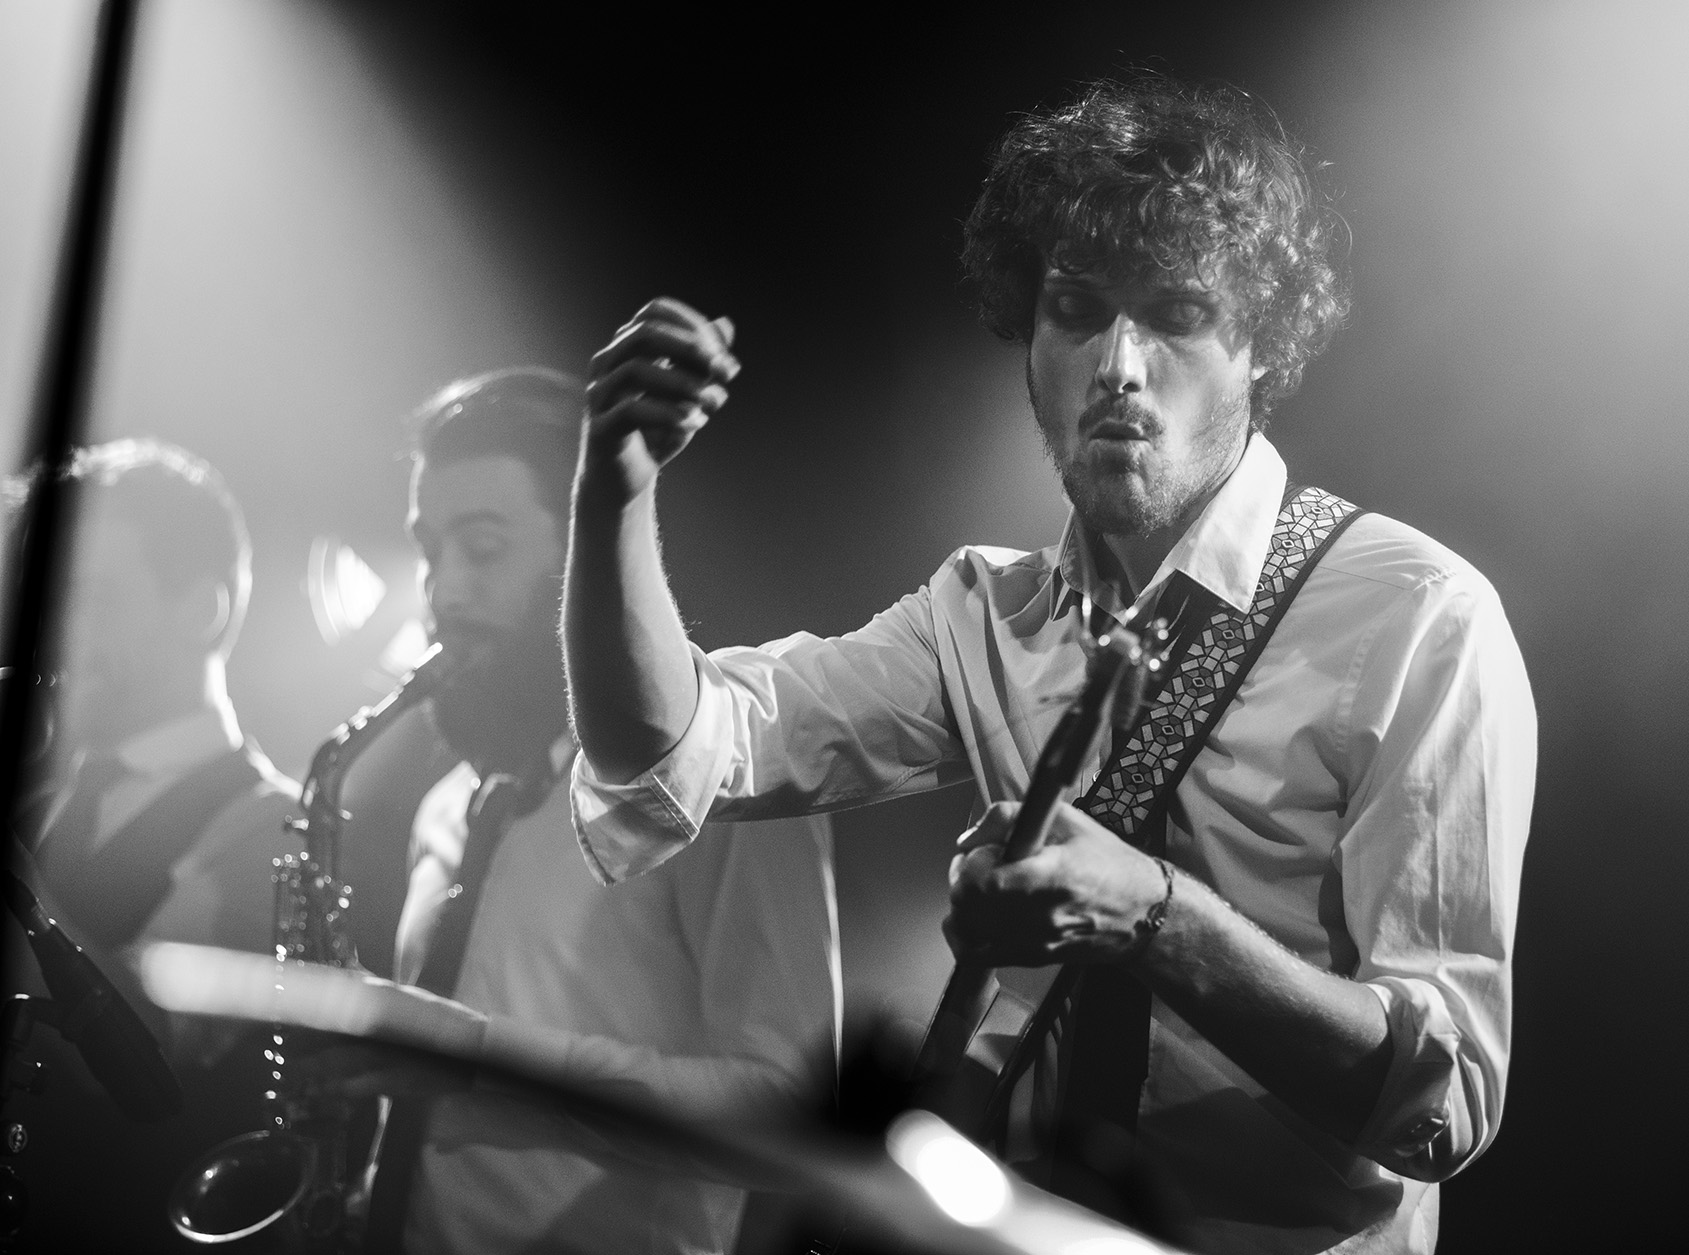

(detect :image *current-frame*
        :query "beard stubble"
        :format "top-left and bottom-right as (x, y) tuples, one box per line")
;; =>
(1028, 363), (1252, 539)
(430, 585), (571, 775)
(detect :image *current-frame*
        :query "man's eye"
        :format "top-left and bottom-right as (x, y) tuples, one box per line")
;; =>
(1154, 300), (1213, 334)
(1046, 290), (1107, 327)
(454, 528), (509, 563)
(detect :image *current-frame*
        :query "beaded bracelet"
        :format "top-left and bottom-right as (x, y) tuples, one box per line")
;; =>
(1127, 856), (1176, 954)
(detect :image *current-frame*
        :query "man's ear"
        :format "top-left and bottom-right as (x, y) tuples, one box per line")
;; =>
(173, 576), (230, 648)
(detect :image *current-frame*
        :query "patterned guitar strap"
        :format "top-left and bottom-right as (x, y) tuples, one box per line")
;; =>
(985, 485), (1363, 1209)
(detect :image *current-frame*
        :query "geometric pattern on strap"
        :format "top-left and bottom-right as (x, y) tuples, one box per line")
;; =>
(970, 486), (1362, 1154)
(1083, 486), (1361, 837)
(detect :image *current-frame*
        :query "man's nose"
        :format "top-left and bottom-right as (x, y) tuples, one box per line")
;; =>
(422, 558), (469, 618)
(1096, 314), (1147, 396)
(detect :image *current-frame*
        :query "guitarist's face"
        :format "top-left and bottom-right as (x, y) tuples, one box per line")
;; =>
(1027, 259), (1263, 541)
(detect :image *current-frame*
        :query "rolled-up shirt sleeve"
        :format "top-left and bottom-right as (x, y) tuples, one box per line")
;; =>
(1342, 566), (1535, 1181)
(572, 644), (743, 885)
(572, 583), (970, 885)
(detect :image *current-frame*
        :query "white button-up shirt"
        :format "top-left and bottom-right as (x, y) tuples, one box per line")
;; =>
(401, 746), (840, 1255)
(571, 434), (1535, 1255)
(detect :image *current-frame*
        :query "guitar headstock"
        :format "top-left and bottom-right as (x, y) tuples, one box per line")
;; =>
(1080, 596), (1175, 668)
(1078, 596), (1177, 734)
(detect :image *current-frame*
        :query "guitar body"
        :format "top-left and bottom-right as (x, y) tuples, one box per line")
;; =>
(913, 613), (1162, 1148)
(918, 963), (1069, 1144)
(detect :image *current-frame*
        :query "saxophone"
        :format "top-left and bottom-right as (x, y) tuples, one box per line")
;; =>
(168, 643), (455, 1250)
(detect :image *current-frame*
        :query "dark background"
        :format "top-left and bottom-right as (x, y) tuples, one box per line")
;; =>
(3, 1), (1686, 1249)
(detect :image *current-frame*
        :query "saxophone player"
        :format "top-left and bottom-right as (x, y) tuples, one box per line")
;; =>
(338, 368), (839, 1255)
(2, 439), (298, 1252)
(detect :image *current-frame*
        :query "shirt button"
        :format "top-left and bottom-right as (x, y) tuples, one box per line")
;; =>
(1395, 1113), (1447, 1155)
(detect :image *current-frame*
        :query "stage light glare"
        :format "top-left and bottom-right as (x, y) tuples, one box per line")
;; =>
(885, 1110), (1010, 1227)
(306, 535), (387, 643)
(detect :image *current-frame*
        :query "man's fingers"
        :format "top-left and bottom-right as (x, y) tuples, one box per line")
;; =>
(632, 294), (712, 331)
(948, 846), (988, 891)
(578, 299), (738, 502)
(587, 358), (727, 416)
(955, 801), (1019, 853)
(948, 842), (1060, 904)
(593, 322), (726, 386)
(592, 394), (713, 447)
(1040, 800), (1116, 848)
(595, 310), (740, 386)
(630, 297), (737, 358)
(708, 315), (738, 366)
(583, 394), (713, 475)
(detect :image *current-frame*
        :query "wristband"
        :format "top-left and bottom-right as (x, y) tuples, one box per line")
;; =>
(1126, 857), (1175, 954)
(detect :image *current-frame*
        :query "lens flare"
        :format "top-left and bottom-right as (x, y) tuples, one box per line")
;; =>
(885, 1111), (1010, 1227)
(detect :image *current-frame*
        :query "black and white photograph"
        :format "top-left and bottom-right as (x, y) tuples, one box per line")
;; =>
(2, 2), (1684, 1252)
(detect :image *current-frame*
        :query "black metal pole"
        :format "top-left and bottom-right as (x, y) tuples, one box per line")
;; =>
(0, 0), (142, 841)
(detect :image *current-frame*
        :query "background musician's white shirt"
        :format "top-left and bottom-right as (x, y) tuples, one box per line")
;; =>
(395, 746), (839, 1255)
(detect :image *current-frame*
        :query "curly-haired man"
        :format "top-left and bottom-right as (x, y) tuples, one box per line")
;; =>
(562, 78), (1534, 1255)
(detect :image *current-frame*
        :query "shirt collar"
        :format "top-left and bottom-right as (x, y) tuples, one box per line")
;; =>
(549, 734), (576, 777)
(1055, 431), (1288, 620)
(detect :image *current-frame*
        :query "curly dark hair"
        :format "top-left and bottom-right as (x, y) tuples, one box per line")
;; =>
(962, 77), (1349, 418)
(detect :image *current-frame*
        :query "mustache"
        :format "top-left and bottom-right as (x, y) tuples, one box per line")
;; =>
(1078, 395), (1162, 438)
(430, 617), (509, 650)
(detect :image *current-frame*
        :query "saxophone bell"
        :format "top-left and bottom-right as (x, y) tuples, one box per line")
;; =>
(168, 645), (456, 1250)
(169, 1130), (315, 1249)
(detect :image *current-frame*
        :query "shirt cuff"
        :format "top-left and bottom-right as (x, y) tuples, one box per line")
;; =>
(568, 645), (734, 885)
(1353, 977), (1479, 1182)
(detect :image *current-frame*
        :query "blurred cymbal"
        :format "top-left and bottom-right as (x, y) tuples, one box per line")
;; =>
(140, 942), (1182, 1255)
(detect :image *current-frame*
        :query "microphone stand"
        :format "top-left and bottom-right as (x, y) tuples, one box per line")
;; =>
(0, 3), (143, 1248)
(0, 0), (141, 844)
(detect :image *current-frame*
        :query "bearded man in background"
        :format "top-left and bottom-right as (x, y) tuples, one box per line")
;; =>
(351, 368), (839, 1255)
